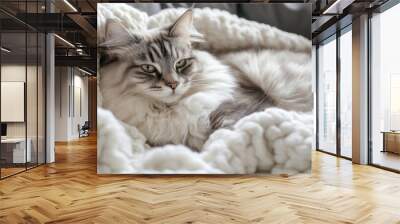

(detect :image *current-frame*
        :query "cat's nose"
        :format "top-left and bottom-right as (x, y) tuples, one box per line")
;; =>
(166, 81), (179, 90)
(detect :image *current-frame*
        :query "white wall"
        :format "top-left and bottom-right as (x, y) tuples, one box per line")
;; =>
(1, 63), (46, 164)
(1, 65), (40, 137)
(1, 82), (25, 122)
(55, 66), (70, 141)
(1, 66), (26, 139)
(55, 67), (89, 141)
(70, 73), (89, 138)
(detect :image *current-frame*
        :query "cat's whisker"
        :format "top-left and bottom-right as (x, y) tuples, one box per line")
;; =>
(190, 79), (212, 82)
(189, 86), (226, 91)
(190, 82), (208, 85)
(147, 87), (162, 91)
(190, 80), (216, 84)
(190, 82), (221, 86)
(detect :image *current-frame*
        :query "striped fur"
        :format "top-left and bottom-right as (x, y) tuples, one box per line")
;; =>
(100, 9), (236, 150)
(99, 9), (312, 150)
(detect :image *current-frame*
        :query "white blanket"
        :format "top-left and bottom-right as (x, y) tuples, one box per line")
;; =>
(97, 4), (313, 174)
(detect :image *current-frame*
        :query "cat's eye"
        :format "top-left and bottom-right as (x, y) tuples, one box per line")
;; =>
(141, 64), (157, 73)
(175, 59), (187, 68)
(175, 59), (188, 70)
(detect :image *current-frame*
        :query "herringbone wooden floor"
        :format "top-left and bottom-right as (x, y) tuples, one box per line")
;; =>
(1, 135), (400, 224)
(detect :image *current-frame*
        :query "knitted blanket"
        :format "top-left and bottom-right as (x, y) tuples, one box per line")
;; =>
(97, 4), (313, 174)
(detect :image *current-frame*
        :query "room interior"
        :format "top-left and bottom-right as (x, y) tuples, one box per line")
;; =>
(0, 29), (46, 178)
(314, 0), (400, 172)
(0, 0), (399, 223)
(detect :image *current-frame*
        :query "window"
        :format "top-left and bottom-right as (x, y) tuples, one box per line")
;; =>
(312, 46), (317, 150)
(339, 27), (352, 158)
(317, 36), (337, 154)
(370, 2), (400, 171)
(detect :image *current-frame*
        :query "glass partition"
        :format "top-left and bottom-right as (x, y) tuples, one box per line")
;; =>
(1, 31), (28, 177)
(0, 1), (46, 179)
(317, 36), (337, 154)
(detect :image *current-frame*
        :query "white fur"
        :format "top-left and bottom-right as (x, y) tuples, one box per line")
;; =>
(221, 49), (313, 112)
(100, 51), (236, 150)
(97, 5), (313, 174)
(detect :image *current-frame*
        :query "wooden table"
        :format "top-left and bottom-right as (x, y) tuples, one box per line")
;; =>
(381, 131), (400, 154)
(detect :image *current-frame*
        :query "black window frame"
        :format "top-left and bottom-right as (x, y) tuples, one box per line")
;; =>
(315, 23), (353, 161)
(0, 0), (47, 180)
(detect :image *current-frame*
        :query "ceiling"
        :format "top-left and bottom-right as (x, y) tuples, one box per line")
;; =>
(310, 0), (390, 43)
(0, 0), (393, 73)
(0, 0), (98, 74)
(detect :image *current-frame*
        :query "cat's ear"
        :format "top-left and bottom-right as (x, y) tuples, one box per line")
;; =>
(169, 9), (193, 38)
(168, 9), (203, 42)
(105, 19), (128, 41)
(102, 19), (141, 48)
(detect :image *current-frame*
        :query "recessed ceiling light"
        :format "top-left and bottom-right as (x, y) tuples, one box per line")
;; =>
(63, 0), (78, 12)
(1, 47), (11, 53)
(322, 0), (354, 15)
(54, 34), (75, 48)
(78, 67), (93, 76)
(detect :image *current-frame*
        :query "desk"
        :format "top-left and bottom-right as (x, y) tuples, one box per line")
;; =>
(1, 138), (31, 163)
(381, 131), (400, 155)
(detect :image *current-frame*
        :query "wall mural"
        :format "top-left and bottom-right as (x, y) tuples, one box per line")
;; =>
(97, 3), (313, 175)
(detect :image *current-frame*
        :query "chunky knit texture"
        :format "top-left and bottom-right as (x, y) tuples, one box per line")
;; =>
(97, 4), (313, 174)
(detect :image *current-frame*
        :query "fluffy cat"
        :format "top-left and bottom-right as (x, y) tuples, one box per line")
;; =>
(99, 9), (312, 151)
